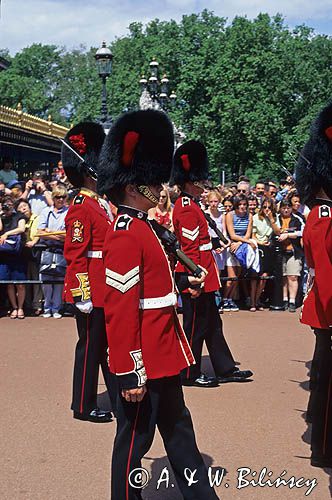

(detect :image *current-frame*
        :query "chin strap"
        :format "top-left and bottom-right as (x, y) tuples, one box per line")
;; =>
(137, 185), (159, 205)
(193, 181), (205, 191)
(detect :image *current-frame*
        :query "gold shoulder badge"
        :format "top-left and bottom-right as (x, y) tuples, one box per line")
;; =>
(71, 220), (84, 243)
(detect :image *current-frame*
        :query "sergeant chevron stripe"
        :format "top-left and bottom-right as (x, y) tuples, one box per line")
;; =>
(182, 226), (199, 241)
(105, 266), (140, 293)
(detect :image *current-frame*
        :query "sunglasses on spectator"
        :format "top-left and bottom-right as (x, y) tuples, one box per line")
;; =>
(159, 195), (167, 199)
(54, 195), (66, 199)
(238, 189), (247, 193)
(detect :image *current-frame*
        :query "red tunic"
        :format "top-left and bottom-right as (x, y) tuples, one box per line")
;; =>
(63, 188), (111, 308)
(103, 208), (195, 389)
(301, 202), (332, 329)
(172, 194), (221, 292)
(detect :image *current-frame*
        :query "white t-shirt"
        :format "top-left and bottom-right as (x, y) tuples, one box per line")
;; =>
(252, 213), (273, 244)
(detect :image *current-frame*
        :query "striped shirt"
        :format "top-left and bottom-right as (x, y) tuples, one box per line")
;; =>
(233, 211), (249, 236)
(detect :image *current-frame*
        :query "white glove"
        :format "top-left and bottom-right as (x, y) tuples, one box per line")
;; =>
(75, 300), (93, 314)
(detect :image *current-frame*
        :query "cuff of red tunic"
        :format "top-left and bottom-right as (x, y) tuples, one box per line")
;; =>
(115, 349), (147, 389)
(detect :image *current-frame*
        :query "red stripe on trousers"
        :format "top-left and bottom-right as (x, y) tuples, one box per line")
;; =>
(79, 315), (90, 414)
(186, 302), (196, 379)
(323, 372), (332, 455)
(126, 403), (141, 500)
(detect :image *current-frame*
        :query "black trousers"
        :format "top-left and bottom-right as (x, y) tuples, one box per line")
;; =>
(308, 329), (332, 466)
(111, 376), (218, 500)
(181, 292), (235, 381)
(71, 307), (116, 414)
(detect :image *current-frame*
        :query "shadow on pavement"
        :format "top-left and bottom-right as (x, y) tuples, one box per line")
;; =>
(201, 355), (243, 377)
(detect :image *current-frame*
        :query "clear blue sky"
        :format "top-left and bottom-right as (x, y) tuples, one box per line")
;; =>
(0, 0), (331, 55)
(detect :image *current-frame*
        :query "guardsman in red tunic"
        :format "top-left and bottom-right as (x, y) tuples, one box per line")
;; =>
(62, 122), (115, 423)
(296, 101), (332, 468)
(97, 110), (218, 500)
(171, 140), (253, 387)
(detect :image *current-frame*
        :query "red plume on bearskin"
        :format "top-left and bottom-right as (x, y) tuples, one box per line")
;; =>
(181, 154), (191, 171)
(69, 134), (87, 155)
(97, 109), (174, 197)
(170, 140), (209, 186)
(325, 126), (332, 142)
(122, 131), (140, 167)
(61, 122), (105, 188)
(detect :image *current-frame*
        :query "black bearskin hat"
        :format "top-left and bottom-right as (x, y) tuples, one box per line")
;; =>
(170, 140), (209, 186)
(61, 122), (105, 188)
(296, 101), (332, 206)
(97, 109), (174, 198)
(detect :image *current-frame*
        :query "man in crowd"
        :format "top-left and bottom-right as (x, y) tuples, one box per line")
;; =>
(0, 158), (18, 186)
(171, 140), (253, 387)
(237, 180), (250, 196)
(98, 109), (218, 500)
(7, 180), (24, 201)
(62, 122), (115, 423)
(276, 178), (294, 202)
(255, 179), (265, 207)
(22, 170), (53, 215)
(296, 101), (332, 469)
(265, 181), (278, 199)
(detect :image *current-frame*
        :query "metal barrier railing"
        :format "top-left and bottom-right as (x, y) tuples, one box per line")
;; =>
(0, 276), (274, 285)
(0, 272), (285, 310)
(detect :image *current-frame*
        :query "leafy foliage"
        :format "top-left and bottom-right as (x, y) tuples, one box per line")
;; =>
(1, 12), (332, 183)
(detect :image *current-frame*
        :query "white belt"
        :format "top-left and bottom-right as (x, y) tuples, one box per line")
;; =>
(139, 292), (177, 310)
(86, 250), (102, 259)
(199, 242), (212, 251)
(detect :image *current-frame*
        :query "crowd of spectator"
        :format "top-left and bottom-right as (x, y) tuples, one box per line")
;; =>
(149, 175), (308, 314)
(0, 157), (309, 318)
(0, 160), (73, 319)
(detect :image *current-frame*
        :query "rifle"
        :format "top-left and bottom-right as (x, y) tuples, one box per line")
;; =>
(203, 212), (229, 246)
(59, 138), (98, 181)
(148, 219), (203, 277)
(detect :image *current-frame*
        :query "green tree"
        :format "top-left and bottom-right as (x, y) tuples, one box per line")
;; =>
(2, 13), (332, 184)
(0, 44), (62, 119)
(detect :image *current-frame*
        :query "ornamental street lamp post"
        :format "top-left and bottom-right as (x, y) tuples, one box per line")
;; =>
(139, 59), (184, 146)
(94, 41), (113, 132)
(139, 59), (177, 112)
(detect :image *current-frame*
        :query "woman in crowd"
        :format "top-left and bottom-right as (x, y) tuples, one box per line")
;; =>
(276, 199), (304, 312)
(222, 196), (233, 214)
(16, 199), (43, 316)
(206, 189), (228, 271)
(148, 187), (173, 231)
(0, 195), (26, 319)
(251, 197), (280, 311)
(248, 194), (258, 216)
(206, 190), (229, 311)
(286, 190), (309, 294)
(287, 190), (309, 222)
(224, 194), (255, 311)
(37, 185), (68, 318)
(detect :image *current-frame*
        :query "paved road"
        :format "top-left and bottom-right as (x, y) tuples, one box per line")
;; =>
(1, 311), (331, 499)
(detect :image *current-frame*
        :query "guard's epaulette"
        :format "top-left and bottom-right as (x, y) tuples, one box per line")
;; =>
(73, 194), (85, 205)
(319, 205), (332, 218)
(181, 197), (191, 207)
(114, 214), (133, 231)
